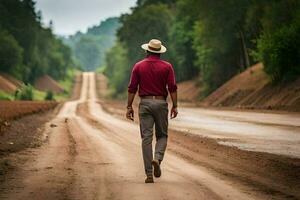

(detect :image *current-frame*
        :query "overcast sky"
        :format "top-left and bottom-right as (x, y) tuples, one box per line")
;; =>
(35, 0), (136, 36)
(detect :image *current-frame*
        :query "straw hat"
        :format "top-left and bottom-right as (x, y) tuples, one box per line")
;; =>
(141, 39), (167, 54)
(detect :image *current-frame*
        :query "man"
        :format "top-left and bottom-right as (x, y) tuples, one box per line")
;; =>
(126, 39), (178, 183)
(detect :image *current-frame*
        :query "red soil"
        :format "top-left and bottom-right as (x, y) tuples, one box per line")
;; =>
(201, 63), (300, 111)
(0, 73), (23, 88)
(0, 101), (58, 121)
(177, 63), (300, 111)
(177, 80), (201, 102)
(34, 75), (64, 94)
(0, 75), (18, 94)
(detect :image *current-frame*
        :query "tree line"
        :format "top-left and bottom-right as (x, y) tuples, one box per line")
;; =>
(104, 0), (300, 97)
(0, 0), (76, 83)
(63, 17), (120, 71)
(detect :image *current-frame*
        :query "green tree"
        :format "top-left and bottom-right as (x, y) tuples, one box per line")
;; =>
(104, 3), (174, 97)
(104, 42), (129, 97)
(63, 17), (120, 71)
(173, 0), (253, 94)
(15, 84), (34, 100)
(253, 0), (300, 82)
(118, 3), (173, 66)
(45, 90), (54, 100)
(74, 37), (101, 71)
(0, 31), (23, 79)
(104, 0), (300, 98)
(0, 0), (76, 83)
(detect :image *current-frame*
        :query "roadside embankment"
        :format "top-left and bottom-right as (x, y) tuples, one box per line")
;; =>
(176, 64), (300, 112)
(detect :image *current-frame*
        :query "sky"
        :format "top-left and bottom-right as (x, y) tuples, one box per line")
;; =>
(35, 0), (136, 36)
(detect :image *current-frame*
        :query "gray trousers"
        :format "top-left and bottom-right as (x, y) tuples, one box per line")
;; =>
(139, 99), (168, 176)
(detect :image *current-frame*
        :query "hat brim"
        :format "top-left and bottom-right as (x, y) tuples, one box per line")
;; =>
(141, 43), (167, 54)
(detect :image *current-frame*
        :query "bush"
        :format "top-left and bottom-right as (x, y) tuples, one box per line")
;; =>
(45, 90), (54, 100)
(255, 20), (300, 83)
(15, 84), (34, 100)
(0, 90), (13, 100)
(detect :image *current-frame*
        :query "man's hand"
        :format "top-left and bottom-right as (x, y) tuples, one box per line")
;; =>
(169, 91), (178, 119)
(170, 106), (178, 119)
(126, 107), (134, 121)
(127, 92), (136, 121)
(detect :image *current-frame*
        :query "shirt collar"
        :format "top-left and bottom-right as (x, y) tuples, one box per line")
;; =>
(146, 54), (161, 61)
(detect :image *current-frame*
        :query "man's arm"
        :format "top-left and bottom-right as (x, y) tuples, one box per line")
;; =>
(167, 64), (178, 119)
(170, 91), (178, 119)
(126, 92), (136, 121)
(127, 64), (139, 121)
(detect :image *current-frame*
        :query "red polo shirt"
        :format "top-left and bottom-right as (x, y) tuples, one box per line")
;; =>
(128, 54), (177, 97)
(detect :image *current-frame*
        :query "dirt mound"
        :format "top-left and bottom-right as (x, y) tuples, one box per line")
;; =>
(0, 75), (18, 94)
(0, 73), (23, 87)
(0, 101), (58, 121)
(201, 63), (300, 111)
(177, 80), (201, 102)
(34, 75), (64, 94)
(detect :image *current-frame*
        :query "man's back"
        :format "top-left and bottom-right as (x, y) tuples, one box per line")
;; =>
(128, 54), (177, 97)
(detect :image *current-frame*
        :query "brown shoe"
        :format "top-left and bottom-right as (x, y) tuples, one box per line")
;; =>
(152, 160), (161, 178)
(145, 176), (154, 183)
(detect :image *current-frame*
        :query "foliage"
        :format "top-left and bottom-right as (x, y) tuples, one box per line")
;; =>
(45, 90), (54, 100)
(14, 84), (52, 101)
(104, 0), (300, 97)
(255, 22), (300, 82)
(15, 84), (34, 100)
(58, 68), (80, 99)
(104, 3), (173, 96)
(137, 0), (176, 6)
(74, 37), (101, 71)
(253, 0), (300, 83)
(3, 0), (297, 98)
(0, 31), (23, 79)
(118, 3), (173, 66)
(104, 42), (129, 97)
(173, 0), (253, 94)
(0, 0), (76, 83)
(0, 90), (14, 100)
(32, 89), (47, 101)
(63, 17), (120, 71)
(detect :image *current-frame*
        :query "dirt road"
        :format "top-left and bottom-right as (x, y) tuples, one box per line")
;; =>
(172, 107), (300, 158)
(1, 72), (299, 200)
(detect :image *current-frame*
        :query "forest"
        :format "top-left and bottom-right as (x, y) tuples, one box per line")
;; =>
(63, 17), (120, 71)
(0, 0), (76, 83)
(1, 0), (299, 99)
(104, 0), (300, 97)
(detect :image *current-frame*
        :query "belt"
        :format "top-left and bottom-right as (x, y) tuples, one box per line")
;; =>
(141, 95), (166, 100)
